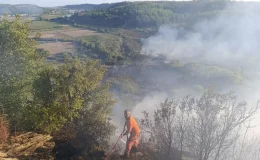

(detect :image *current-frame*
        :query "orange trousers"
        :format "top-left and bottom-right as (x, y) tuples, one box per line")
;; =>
(125, 133), (140, 156)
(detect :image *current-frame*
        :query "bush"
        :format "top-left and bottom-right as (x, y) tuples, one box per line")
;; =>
(141, 89), (260, 160)
(0, 115), (9, 144)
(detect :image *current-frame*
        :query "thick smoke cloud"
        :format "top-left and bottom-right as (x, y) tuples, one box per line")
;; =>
(141, 6), (260, 70)
(113, 4), (260, 128)
(139, 4), (260, 100)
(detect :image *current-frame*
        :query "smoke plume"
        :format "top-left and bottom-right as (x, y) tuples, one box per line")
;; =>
(110, 3), (260, 158)
(134, 2), (260, 141)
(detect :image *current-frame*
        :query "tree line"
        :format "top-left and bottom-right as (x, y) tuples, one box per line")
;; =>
(58, 1), (260, 29)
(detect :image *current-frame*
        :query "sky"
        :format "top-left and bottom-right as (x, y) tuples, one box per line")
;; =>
(2, 0), (259, 7)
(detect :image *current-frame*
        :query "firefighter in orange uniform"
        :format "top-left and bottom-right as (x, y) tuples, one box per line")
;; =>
(120, 110), (140, 157)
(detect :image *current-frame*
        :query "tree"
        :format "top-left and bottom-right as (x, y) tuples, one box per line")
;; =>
(185, 89), (259, 160)
(26, 58), (115, 133)
(0, 17), (116, 146)
(28, 58), (117, 157)
(0, 15), (44, 130)
(141, 88), (259, 160)
(36, 48), (50, 58)
(0, 17), (116, 158)
(141, 99), (185, 160)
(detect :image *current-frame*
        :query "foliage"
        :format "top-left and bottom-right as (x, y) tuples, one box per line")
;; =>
(59, 1), (260, 29)
(40, 14), (63, 21)
(175, 63), (245, 84)
(65, 1), (233, 29)
(62, 3), (112, 10)
(68, 104), (116, 153)
(77, 29), (142, 65)
(141, 99), (182, 160)
(36, 48), (50, 58)
(0, 15), (44, 130)
(108, 75), (141, 108)
(77, 34), (124, 65)
(24, 58), (114, 133)
(114, 29), (143, 59)
(0, 16), (116, 143)
(141, 88), (259, 160)
(0, 4), (44, 15)
(108, 76), (139, 94)
(29, 21), (72, 31)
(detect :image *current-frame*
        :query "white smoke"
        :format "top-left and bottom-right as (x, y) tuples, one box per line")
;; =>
(130, 4), (260, 160)
(141, 6), (260, 68)
(110, 3), (260, 158)
(140, 3), (260, 104)
(132, 92), (168, 119)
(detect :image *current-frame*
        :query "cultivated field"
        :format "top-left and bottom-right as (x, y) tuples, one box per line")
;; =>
(0, 16), (37, 22)
(40, 14), (63, 20)
(29, 21), (72, 31)
(30, 20), (103, 55)
(37, 42), (77, 54)
(59, 29), (101, 37)
(31, 28), (101, 39)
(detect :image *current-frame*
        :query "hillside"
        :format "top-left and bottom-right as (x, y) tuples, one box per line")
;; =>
(64, 1), (260, 29)
(0, 4), (44, 15)
(60, 3), (114, 10)
(50, 1), (260, 66)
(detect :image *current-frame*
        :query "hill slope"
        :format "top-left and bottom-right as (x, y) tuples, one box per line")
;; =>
(66, 1), (260, 29)
(0, 4), (44, 15)
(60, 3), (113, 10)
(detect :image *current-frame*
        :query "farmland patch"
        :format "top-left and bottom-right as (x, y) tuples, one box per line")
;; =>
(36, 42), (77, 55)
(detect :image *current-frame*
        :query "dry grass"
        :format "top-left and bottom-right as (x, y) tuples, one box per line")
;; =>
(37, 42), (77, 55)
(59, 29), (101, 37)
(29, 21), (69, 31)
(30, 29), (101, 39)
(41, 14), (62, 20)
(0, 115), (9, 144)
(33, 30), (71, 39)
(0, 16), (37, 22)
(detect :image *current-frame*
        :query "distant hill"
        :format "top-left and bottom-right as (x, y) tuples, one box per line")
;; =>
(0, 4), (44, 15)
(64, 1), (228, 28)
(60, 3), (113, 11)
(64, 1), (260, 29)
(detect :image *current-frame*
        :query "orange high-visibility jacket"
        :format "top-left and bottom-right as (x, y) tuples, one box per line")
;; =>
(125, 116), (140, 135)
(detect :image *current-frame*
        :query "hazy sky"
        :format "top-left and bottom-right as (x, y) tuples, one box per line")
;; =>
(1, 0), (259, 7)
(2, 0), (258, 7)
(0, 0), (165, 7)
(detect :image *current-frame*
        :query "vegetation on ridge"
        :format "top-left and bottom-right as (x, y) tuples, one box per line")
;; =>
(0, 17), (116, 158)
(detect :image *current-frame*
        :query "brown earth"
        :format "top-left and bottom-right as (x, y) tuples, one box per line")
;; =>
(37, 42), (77, 54)
(59, 29), (100, 37)
(30, 29), (101, 39)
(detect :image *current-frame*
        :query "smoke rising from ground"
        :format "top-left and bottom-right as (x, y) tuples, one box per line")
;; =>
(110, 3), (260, 158)
(135, 3), (260, 155)
(112, 3), (260, 125)
(141, 6), (260, 70)
(138, 4), (260, 109)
